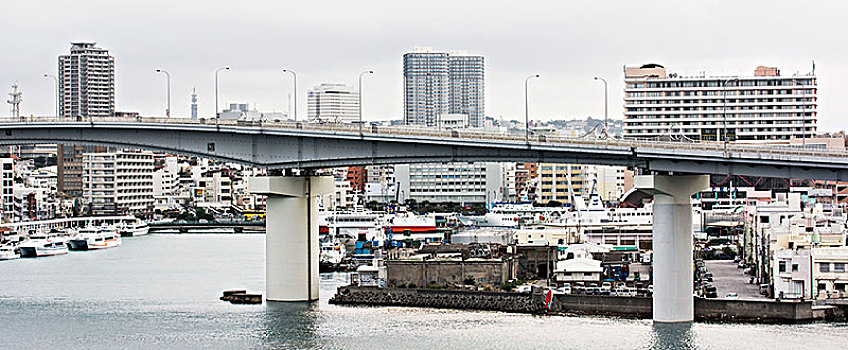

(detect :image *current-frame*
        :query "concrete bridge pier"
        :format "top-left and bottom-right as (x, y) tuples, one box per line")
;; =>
(637, 174), (709, 323)
(249, 176), (334, 301)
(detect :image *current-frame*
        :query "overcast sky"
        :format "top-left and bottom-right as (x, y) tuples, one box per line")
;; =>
(2, 0), (846, 131)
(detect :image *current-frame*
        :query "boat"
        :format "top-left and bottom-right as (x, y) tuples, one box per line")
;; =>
(68, 226), (122, 251)
(0, 245), (19, 260)
(117, 219), (149, 237)
(18, 235), (69, 257)
(319, 237), (347, 272)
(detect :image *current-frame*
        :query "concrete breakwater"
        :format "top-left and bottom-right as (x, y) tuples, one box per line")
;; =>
(330, 286), (845, 323)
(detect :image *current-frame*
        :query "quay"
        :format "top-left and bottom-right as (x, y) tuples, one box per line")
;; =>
(330, 286), (846, 323)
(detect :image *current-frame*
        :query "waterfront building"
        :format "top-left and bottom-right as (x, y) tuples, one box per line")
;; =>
(0, 158), (15, 222)
(404, 47), (485, 127)
(623, 64), (816, 141)
(307, 84), (359, 123)
(553, 258), (603, 283)
(12, 186), (54, 221)
(395, 162), (504, 205)
(58, 42), (115, 119)
(82, 150), (154, 215)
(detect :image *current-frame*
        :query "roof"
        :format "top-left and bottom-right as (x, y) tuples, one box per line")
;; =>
(555, 258), (603, 273)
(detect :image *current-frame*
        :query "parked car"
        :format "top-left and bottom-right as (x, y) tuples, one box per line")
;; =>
(600, 282), (612, 295)
(515, 285), (533, 293)
(725, 293), (739, 299)
(558, 284), (572, 295)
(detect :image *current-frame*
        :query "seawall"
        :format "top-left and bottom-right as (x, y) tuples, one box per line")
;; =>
(330, 286), (844, 323)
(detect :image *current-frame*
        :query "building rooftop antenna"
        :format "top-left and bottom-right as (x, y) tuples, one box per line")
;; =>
(6, 84), (22, 120)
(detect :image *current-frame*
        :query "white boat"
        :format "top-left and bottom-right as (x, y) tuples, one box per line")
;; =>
(0, 245), (19, 260)
(319, 238), (347, 272)
(18, 236), (69, 257)
(117, 219), (149, 237)
(68, 226), (122, 251)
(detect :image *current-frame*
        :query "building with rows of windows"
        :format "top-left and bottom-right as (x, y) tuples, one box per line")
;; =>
(623, 64), (816, 142)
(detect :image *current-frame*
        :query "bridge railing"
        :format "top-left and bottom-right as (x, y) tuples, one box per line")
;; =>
(6, 116), (848, 159)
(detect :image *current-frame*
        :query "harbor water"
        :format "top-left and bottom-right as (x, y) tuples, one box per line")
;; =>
(0, 234), (845, 349)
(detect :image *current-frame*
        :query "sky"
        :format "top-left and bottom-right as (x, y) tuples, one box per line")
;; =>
(1, 0), (846, 131)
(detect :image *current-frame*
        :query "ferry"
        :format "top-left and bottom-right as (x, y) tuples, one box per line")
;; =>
(68, 226), (122, 251)
(0, 245), (19, 260)
(117, 219), (150, 237)
(18, 235), (69, 257)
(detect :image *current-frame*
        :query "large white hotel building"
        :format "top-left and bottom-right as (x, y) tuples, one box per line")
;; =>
(623, 64), (816, 142)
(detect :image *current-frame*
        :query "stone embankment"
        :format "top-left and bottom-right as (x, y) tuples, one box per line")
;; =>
(330, 286), (846, 323)
(330, 286), (545, 313)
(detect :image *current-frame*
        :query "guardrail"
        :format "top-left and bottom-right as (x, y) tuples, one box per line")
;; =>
(3, 116), (847, 160)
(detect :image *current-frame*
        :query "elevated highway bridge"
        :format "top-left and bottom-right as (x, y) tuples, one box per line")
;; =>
(3, 117), (847, 323)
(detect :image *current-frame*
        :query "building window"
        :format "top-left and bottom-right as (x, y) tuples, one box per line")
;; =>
(835, 263), (846, 272)
(792, 264), (799, 272)
(778, 261), (786, 273)
(820, 263), (830, 273)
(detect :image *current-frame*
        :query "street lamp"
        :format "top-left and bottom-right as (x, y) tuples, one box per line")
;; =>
(155, 69), (171, 118)
(215, 67), (230, 122)
(282, 69), (297, 122)
(43, 74), (58, 118)
(721, 78), (739, 153)
(593, 76), (608, 136)
(359, 70), (374, 133)
(525, 74), (541, 142)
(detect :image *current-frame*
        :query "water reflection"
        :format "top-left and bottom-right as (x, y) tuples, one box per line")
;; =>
(259, 302), (321, 348)
(649, 322), (697, 350)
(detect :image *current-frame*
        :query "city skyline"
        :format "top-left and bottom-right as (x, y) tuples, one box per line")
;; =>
(1, 1), (845, 132)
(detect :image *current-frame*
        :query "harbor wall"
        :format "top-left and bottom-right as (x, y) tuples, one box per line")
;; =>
(331, 286), (841, 323)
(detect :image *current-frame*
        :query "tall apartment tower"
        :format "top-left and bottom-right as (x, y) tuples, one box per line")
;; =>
(403, 47), (485, 127)
(448, 53), (485, 127)
(623, 64), (816, 141)
(58, 42), (115, 119)
(307, 84), (360, 123)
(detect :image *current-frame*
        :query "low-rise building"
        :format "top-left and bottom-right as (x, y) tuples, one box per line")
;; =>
(553, 258), (603, 283)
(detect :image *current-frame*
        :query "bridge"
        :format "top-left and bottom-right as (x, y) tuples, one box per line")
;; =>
(3, 117), (848, 323)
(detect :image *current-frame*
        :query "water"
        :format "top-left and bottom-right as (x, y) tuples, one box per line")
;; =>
(0, 234), (845, 349)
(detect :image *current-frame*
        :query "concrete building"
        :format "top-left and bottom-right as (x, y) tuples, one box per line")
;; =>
(554, 258), (604, 283)
(396, 162), (504, 205)
(82, 150), (153, 215)
(0, 158), (15, 222)
(307, 84), (359, 123)
(623, 64), (816, 141)
(403, 47), (485, 127)
(537, 163), (588, 205)
(448, 53), (485, 127)
(59, 42), (115, 119)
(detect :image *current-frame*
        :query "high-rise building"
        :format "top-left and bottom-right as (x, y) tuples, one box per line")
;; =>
(536, 163), (587, 205)
(58, 42), (115, 119)
(448, 53), (485, 127)
(623, 64), (817, 141)
(307, 84), (360, 123)
(191, 88), (198, 120)
(403, 47), (485, 127)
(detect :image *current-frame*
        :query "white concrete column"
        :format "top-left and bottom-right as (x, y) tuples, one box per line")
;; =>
(636, 174), (709, 323)
(249, 176), (334, 302)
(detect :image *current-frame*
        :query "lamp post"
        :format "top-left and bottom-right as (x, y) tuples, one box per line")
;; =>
(155, 69), (171, 118)
(593, 76), (608, 135)
(282, 69), (297, 122)
(358, 70), (374, 133)
(721, 78), (738, 153)
(43, 74), (58, 118)
(525, 74), (541, 142)
(215, 67), (230, 123)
